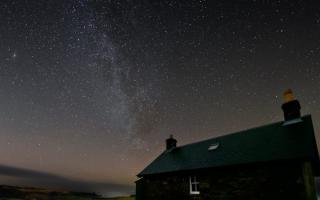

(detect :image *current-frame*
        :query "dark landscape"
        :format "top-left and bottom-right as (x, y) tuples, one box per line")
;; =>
(0, 185), (135, 200)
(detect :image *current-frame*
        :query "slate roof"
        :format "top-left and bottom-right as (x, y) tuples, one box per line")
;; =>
(138, 115), (319, 177)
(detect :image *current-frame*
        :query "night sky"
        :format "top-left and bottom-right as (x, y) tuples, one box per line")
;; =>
(1, 0), (320, 197)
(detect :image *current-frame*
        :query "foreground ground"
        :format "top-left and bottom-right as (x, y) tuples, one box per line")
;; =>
(0, 198), (134, 200)
(0, 196), (134, 200)
(0, 185), (135, 200)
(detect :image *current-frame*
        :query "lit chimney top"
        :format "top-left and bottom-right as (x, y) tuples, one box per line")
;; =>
(283, 89), (295, 103)
(281, 89), (301, 121)
(166, 135), (177, 150)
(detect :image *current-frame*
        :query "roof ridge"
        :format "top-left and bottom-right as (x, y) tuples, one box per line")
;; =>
(177, 114), (311, 149)
(138, 115), (315, 176)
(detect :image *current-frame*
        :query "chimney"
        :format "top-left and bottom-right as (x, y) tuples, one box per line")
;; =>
(281, 89), (301, 121)
(166, 135), (177, 150)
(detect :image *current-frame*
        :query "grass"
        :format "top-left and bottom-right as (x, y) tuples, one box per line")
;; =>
(0, 196), (135, 200)
(0, 185), (135, 200)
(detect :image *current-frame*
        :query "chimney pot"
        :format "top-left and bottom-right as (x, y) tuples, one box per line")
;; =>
(283, 89), (294, 103)
(281, 89), (301, 121)
(166, 135), (177, 150)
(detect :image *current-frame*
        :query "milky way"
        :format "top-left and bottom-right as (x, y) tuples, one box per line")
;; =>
(0, 0), (320, 197)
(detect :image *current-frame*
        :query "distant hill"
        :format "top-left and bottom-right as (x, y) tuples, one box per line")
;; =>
(0, 185), (102, 200)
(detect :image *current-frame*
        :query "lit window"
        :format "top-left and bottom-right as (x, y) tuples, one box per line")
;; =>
(189, 176), (200, 195)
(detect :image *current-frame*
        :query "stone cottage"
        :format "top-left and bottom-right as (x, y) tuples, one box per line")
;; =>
(136, 90), (320, 200)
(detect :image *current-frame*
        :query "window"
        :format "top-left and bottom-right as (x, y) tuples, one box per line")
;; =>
(189, 176), (200, 195)
(208, 142), (219, 151)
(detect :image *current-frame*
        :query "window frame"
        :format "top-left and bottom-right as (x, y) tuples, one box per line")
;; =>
(189, 176), (200, 195)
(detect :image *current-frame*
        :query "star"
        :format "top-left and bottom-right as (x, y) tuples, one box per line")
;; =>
(12, 52), (17, 59)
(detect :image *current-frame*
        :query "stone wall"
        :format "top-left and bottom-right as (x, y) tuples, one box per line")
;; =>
(136, 162), (307, 200)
